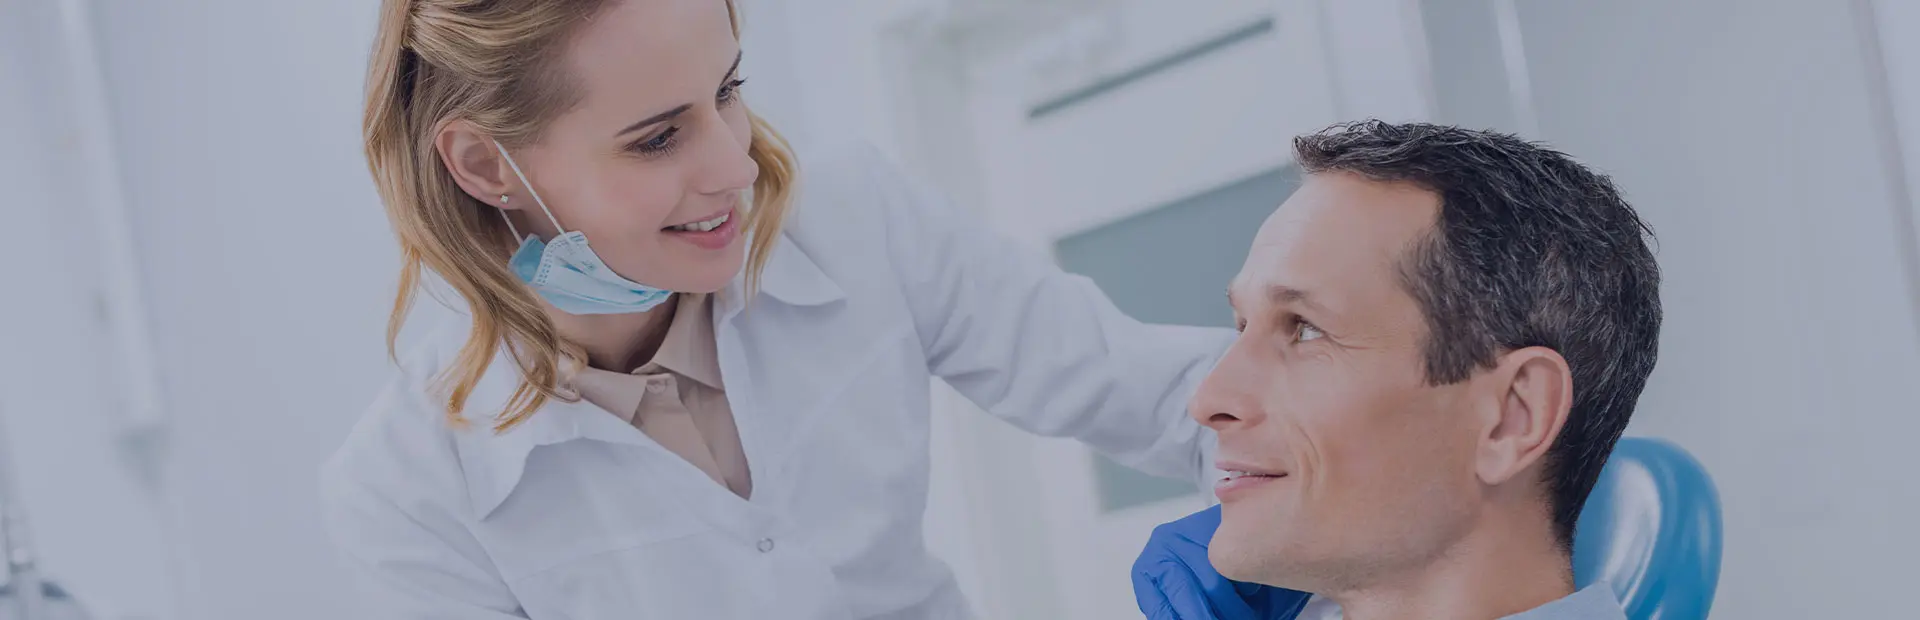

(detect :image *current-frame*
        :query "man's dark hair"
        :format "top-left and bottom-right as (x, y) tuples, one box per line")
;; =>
(1292, 120), (1662, 551)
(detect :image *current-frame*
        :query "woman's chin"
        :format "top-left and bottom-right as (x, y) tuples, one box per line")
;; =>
(644, 258), (745, 295)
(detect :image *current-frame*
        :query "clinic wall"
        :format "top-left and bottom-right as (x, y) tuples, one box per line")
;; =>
(1419, 0), (1522, 132)
(1872, 0), (1920, 300)
(82, 1), (394, 618)
(1517, 0), (1920, 615)
(0, 3), (183, 618)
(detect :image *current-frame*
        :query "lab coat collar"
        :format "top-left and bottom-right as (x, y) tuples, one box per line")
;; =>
(717, 231), (845, 320)
(452, 231), (842, 519)
(454, 353), (652, 518)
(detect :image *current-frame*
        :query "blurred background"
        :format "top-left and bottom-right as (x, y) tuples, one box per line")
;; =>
(2, 0), (1918, 618)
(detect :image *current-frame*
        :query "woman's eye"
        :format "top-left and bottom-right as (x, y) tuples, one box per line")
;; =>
(630, 126), (680, 155)
(718, 78), (747, 105)
(1297, 321), (1326, 343)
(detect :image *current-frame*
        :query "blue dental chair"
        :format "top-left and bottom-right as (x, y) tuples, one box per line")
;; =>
(1572, 437), (1723, 620)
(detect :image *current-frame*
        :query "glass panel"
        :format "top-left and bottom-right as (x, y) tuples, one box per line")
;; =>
(1054, 165), (1304, 513)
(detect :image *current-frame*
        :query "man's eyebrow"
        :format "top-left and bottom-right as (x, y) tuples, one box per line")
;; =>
(1267, 283), (1307, 304)
(1228, 284), (1331, 312)
(1269, 284), (1333, 313)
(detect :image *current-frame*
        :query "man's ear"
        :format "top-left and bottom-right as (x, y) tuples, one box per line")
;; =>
(1475, 347), (1573, 486)
(434, 119), (522, 211)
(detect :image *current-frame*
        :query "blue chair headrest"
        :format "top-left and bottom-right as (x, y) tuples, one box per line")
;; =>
(1572, 437), (1722, 620)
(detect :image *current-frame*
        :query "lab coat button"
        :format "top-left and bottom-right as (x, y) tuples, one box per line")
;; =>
(757, 538), (775, 553)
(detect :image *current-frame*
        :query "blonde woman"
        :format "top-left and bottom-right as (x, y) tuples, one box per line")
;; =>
(321, 1), (1232, 617)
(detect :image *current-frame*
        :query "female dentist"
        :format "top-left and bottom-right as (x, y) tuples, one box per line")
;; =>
(321, 1), (1232, 618)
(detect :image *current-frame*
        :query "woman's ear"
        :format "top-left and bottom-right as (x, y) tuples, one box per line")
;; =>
(434, 120), (521, 211)
(1475, 346), (1574, 486)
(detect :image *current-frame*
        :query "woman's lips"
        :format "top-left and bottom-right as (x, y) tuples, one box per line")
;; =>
(662, 209), (738, 251)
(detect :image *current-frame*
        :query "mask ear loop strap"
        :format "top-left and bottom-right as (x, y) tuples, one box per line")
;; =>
(497, 201), (525, 243)
(491, 139), (566, 235)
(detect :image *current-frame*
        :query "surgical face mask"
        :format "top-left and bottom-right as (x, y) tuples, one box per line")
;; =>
(492, 139), (673, 315)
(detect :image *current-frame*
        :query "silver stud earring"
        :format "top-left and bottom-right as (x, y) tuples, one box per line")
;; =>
(500, 194), (511, 205)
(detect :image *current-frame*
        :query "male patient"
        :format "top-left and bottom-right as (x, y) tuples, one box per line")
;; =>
(1135, 121), (1661, 620)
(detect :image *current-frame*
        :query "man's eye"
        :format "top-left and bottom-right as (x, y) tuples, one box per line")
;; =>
(1297, 321), (1326, 343)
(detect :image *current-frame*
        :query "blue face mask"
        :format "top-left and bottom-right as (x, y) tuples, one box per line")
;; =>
(493, 140), (673, 315)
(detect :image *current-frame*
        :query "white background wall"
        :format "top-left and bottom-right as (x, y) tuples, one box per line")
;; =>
(1872, 0), (1920, 303)
(0, 2), (183, 617)
(0, 0), (1915, 618)
(1512, 1), (1920, 616)
(68, 1), (392, 618)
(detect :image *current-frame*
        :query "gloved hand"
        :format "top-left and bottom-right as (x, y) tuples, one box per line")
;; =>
(1131, 505), (1312, 620)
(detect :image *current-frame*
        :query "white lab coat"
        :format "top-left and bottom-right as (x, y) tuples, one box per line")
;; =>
(320, 142), (1234, 619)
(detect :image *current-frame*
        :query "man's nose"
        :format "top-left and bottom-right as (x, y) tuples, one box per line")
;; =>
(1188, 348), (1266, 431)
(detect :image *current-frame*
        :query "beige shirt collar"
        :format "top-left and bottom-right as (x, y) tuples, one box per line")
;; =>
(454, 233), (841, 518)
(641, 292), (722, 390)
(564, 293), (722, 422)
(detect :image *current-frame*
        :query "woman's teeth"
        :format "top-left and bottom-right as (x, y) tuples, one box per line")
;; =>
(668, 212), (729, 232)
(1224, 470), (1283, 480)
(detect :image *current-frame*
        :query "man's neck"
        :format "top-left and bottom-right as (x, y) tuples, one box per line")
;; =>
(1329, 511), (1573, 620)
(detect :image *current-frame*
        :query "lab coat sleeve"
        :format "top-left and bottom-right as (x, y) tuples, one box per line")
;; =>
(320, 471), (528, 619)
(862, 146), (1234, 484)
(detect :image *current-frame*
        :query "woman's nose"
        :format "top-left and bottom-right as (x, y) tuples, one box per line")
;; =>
(694, 119), (759, 196)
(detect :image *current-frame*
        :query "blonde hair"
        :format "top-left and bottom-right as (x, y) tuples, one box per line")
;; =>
(364, 0), (796, 432)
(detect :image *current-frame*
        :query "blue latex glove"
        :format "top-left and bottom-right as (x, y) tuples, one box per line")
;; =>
(1132, 505), (1312, 620)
